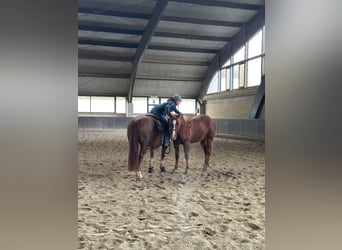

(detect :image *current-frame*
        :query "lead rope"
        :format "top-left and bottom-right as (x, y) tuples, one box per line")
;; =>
(165, 145), (171, 154)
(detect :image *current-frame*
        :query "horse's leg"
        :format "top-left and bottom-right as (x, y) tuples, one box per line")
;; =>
(136, 171), (142, 179)
(148, 150), (154, 173)
(159, 145), (166, 172)
(183, 141), (191, 175)
(200, 140), (209, 171)
(171, 142), (180, 173)
(136, 145), (147, 179)
(208, 137), (214, 162)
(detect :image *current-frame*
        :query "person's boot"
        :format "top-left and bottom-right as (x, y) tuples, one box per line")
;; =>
(163, 136), (170, 148)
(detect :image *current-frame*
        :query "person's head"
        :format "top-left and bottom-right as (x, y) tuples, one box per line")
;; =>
(173, 94), (182, 105)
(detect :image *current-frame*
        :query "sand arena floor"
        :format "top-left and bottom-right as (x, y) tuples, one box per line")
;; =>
(78, 129), (265, 249)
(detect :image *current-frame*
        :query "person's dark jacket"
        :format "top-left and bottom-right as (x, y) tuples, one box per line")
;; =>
(150, 98), (181, 117)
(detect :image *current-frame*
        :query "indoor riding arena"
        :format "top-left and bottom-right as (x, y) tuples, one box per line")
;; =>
(78, 1), (265, 249)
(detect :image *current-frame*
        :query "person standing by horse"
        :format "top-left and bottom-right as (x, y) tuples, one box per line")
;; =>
(150, 94), (182, 148)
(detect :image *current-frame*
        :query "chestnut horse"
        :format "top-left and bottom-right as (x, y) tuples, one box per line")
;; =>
(169, 114), (216, 174)
(127, 114), (168, 179)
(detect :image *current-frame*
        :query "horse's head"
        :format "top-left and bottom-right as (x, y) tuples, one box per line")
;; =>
(169, 114), (188, 140)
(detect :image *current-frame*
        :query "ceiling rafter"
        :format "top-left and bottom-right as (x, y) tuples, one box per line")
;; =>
(78, 8), (151, 19)
(78, 38), (138, 48)
(148, 44), (218, 54)
(78, 24), (144, 35)
(78, 72), (131, 79)
(154, 31), (231, 42)
(161, 16), (243, 27)
(167, 0), (262, 10)
(142, 58), (209, 66)
(128, 0), (169, 102)
(136, 75), (203, 81)
(78, 51), (133, 62)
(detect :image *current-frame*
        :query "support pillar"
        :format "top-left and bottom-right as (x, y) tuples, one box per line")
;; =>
(200, 100), (206, 115)
(127, 102), (133, 117)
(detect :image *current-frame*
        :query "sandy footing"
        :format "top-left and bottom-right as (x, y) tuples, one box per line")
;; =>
(78, 129), (265, 249)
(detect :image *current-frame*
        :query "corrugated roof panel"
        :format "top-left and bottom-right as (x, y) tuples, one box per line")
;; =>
(78, 59), (132, 74)
(78, 15), (148, 29)
(137, 63), (207, 79)
(142, 49), (215, 62)
(150, 37), (226, 50)
(219, 0), (264, 5)
(165, 2), (258, 23)
(78, 45), (136, 57)
(78, 77), (130, 95)
(157, 21), (240, 38)
(133, 79), (202, 97)
(78, 31), (141, 43)
(79, 0), (155, 13)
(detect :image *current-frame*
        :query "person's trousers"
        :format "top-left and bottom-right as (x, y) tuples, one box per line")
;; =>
(159, 115), (170, 143)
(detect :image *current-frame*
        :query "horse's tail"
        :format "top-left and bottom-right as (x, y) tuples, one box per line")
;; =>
(127, 120), (140, 172)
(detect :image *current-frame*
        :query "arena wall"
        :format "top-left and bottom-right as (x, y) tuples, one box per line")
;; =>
(78, 117), (264, 141)
(78, 85), (265, 140)
(204, 86), (264, 119)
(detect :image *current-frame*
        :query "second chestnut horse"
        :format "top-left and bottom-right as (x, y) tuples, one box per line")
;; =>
(169, 114), (216, 174)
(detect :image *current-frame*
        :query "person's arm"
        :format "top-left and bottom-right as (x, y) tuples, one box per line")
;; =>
(174, 108), (181, 114)
(170, 101), (182, 114)
(164, 103), (172, 115)
(165, 101), (182, 116)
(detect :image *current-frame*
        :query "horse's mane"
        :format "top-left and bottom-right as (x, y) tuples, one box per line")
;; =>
(176, 114), (192, 130)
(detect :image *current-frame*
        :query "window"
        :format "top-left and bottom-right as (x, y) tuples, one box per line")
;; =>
(239, 64), (245, 88)
(205, 27), (264, 94)
(222, 59), (230, 68)
(178, 99), (196, 114)
(231, 64), (245, 89)
(116, 97), (126, 113)
(248, 30), (262, 58)
(160, 98), (168, 103)
(148, 97), (160, 112)
(232, 65), (239, 89)
(132, 97), (147, 114)
(226, 68), (231, 90)
(233, 46), (245, 63)
(247, 58), (262, 87)
(220, 69), (227, 92)
(207, 71), (219, 94)
(262, 25), (265, 54)
(78, 96), (90, 112)
(91, 96), (114, 112)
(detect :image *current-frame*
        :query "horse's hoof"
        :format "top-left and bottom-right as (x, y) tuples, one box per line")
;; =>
(160, 166), (166, 172)
(148, 167), (154, 173)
